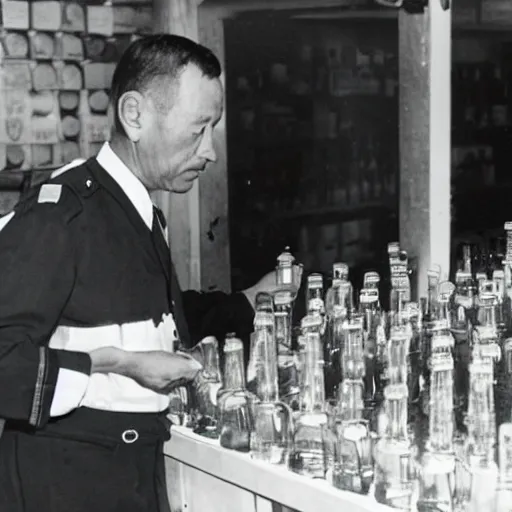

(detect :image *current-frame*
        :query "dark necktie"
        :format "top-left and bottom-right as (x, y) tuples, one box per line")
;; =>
(151, 206), (191, 348)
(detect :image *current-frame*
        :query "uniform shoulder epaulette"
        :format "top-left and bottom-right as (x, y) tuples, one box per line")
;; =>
(31, 182), (84, 224)
(38, 184), (62, 204)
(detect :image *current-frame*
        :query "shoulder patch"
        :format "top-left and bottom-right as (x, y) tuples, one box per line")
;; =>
(38, 184), (62, 204)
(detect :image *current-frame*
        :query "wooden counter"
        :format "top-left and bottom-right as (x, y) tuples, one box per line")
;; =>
(164, 426), (395, 512)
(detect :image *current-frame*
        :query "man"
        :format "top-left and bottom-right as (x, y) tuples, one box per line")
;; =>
(0, 34), (280, 512)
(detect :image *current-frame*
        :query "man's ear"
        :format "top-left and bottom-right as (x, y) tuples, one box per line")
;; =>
(117, 91), (145, 142)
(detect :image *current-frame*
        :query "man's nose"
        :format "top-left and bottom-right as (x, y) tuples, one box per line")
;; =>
(197, 128), (217, 163)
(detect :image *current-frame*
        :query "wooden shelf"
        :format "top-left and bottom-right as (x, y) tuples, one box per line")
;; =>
(273, 199), (396, 222)
(451, 125), (512, 146)
(453, 23), (512, 34)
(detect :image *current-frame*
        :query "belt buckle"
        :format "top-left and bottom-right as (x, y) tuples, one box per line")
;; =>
(122, 429), (139, 444)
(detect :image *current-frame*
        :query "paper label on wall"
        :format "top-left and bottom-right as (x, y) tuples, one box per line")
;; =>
(87, 6), (114, 36)
(61, 2), (85, 32)
(85, 115), (110, 143)
(1, 1), (29, 30)
(31, 2), (62, 31)
(0, 61), (32, 90)
(58, 33), (84, 61)
(0, 90), (32, 143)
(31, 115), (60, 144)
(3, 32), (30, 59)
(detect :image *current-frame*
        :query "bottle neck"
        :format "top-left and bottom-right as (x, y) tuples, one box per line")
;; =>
(467, 361), (495, 456)
(302, 333), (325, 412)
(254, 314), (279, 402)
(428, 354), (454, 452)
(202, 340), (221, 382)
(224, 347), (246, 390)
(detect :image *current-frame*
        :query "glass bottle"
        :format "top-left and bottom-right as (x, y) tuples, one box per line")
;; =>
(249, 311), (293, 465)
(504, 222), (512, 302)
(252, 310), (278, 403)
(452, 249), (477, 335)
(342, 317), (365, 381)
(359, 271), (382, 413)
(475, 284), (501, 363)
(425, 266), (441, 322)
(464, 356), (499, 512)
(275, 290), (300, 405)
(218, 334), (257, 452)
(325, 262), (353, 315)
(332, 315), (373, 495)
(405, 302), (422, 408)
(417, 347), (456, 512)
(289, 331), (333, 479)
(493, 269), (509, 337)
(188, 337), (223, 437)
(274, 247), (303, 402)
(496, 423), (512, 512)
(306, 273), (325, 318)
(419, 268), (442, 409)
(388, 242), (406, 327)
(323, 303), (345, 401)
(387, 326), (410, 387)
(247, 292), (274, 394)
(373, 382), (415, 510)
(276, 246), (296, 293)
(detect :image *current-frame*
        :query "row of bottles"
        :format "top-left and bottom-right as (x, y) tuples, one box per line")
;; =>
(235, 40), (398, 103)
(182, 220), (512, 511)
(452, 62), (510, 131)
(233, 134), (397, 219)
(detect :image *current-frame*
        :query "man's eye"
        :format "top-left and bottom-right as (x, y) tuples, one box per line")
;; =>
(194, 126), (206, 135)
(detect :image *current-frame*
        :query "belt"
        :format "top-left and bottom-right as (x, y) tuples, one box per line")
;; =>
(6, 407), (172, 449)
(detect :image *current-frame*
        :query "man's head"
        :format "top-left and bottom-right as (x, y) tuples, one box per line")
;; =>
(109, 34), (223, 193)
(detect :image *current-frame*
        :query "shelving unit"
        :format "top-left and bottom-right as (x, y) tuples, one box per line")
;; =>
(225, 11), (399, 291)
(450, 2), (512, 274)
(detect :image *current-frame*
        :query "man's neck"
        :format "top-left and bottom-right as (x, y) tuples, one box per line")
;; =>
(109, 135), (149, 189)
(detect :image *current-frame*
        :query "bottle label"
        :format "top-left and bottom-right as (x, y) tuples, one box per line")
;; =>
(360, 289), (379, 304)
(308, 298), (325, 314)
(301, 314), (323, 330)
(274, 291), (292, 306)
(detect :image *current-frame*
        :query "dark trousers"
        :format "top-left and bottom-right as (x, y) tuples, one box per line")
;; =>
(0, 408), (172, 512)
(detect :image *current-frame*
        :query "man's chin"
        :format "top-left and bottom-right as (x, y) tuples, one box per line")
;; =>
(169, 181), (195, 194)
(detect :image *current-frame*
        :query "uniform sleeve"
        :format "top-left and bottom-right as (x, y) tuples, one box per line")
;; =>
(0, 190), (91, 428)
(181, 290), (255, 360)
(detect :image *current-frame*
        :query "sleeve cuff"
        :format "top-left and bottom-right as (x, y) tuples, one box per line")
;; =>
(55, 349), (92, 375)
(28, 349), (92, 426)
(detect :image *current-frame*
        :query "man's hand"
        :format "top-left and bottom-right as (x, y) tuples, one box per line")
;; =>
(242, 266), (303, 310)
(90, 347), (202, 394)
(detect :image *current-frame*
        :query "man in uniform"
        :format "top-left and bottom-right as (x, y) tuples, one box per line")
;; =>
(0, 34), (280, 512)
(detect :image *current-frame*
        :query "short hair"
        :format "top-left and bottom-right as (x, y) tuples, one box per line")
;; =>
(110, 34), (222, 133)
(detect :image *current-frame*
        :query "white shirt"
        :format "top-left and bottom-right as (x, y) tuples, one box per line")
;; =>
(49, 143), (177, 416)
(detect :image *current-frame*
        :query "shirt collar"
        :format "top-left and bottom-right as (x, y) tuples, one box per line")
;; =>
(96, 142), (154, 230)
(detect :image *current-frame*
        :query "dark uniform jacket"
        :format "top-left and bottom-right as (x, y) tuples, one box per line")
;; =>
(0, 156), (254, 432)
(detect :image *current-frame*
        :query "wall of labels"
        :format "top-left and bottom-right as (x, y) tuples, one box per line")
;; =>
(0, 0), (153, 175)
